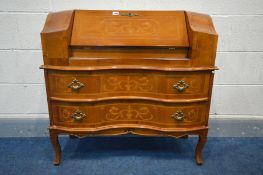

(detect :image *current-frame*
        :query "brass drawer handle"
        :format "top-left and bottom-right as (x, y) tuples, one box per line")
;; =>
(171, 111), (185, 121)
(67, 78), (85, 91)
(173, 80), (189, 92)
(70, 110), (86, 121)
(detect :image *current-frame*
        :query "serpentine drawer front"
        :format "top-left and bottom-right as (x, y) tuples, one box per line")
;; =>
(40, 10), (218, 166)
(47, 70), (211, 100)
(51, 101), (208, 128)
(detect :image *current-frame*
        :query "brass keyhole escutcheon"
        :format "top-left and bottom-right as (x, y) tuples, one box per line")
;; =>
(171, 111), (185, 121)
(70, 110), (86, 121)
(67, 78), (85, 92)
(173, 80), (189, 92)
(121, 12), (139, 17)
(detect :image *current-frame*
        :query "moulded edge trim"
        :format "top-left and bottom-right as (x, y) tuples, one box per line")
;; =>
(40, 65), (218, 71)
(50, 96), (209, 103)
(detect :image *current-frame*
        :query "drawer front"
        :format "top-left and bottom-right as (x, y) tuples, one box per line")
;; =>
(51, 101), (209, 128)
(47, 70), (211, 100)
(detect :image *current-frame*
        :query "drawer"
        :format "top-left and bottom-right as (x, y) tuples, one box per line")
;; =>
(51, 100), (209, 128)
(47, 70), (211, 100)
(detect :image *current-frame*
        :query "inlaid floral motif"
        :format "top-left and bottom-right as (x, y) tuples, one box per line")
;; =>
(105, 105), (154, 121)
(59, 107), (77, 122)
(103, 76), (153, 92)
(102, 19), (157, 36)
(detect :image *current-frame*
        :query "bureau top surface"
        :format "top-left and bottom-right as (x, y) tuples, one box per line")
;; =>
(70, 10), (189, 47)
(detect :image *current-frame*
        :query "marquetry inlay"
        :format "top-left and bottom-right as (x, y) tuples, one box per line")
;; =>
(103, 76), (153, 92)
(105, 105), (154, 121)
(102, 19), (157, 36)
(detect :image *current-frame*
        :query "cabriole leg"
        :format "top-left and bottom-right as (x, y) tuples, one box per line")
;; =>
(49, 129), (61, 165)
(195, 130), (208, 165)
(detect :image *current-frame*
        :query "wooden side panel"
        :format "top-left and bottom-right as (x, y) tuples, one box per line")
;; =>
(51, 101), (208, 128)
(185, 11), (218, 67)
(41, 10), (74, 65)
(71, 10), (189, 47)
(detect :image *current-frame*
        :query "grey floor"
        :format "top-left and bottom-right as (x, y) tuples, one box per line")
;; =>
(0, 118), (262, 175)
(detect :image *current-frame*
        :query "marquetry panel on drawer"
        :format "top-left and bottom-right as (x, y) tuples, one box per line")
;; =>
(47, 70), (211, 100)
(51, 100), (208, 128)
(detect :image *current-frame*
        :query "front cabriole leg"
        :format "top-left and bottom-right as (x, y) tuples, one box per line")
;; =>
(195, 130), (208, 165)
(49, 129), (61, 165)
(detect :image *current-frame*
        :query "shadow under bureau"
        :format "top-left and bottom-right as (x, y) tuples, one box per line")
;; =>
(40, 10), (218, 165)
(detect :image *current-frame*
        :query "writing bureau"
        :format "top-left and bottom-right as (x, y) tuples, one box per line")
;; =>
(40, 10), (218, 165)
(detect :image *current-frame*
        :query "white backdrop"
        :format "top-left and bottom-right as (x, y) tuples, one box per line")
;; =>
(0, 0), (263, 119)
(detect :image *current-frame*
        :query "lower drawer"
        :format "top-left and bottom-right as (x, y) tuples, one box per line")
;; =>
(51, 100), (209, 128)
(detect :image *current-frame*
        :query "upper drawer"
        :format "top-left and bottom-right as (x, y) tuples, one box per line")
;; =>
(47, 70), (211, 101)
(71, 10), (189, 47)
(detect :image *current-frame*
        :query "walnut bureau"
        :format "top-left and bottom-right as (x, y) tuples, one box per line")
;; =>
(40, 10), (218, 165)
